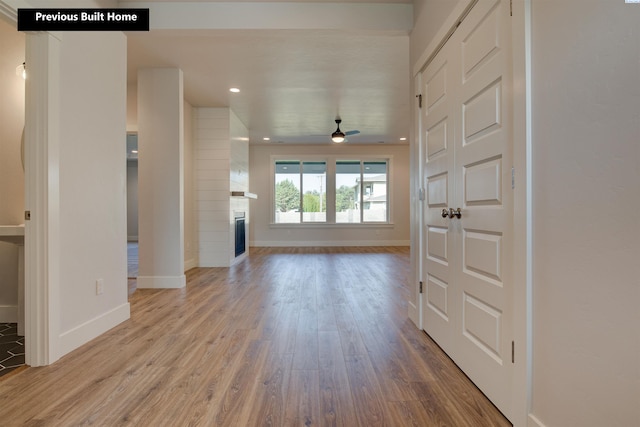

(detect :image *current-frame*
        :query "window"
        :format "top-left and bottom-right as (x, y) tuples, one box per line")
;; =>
(274, 160), (326, 223)
(336, 160), (388, 223)
(274, 157), (390, 225)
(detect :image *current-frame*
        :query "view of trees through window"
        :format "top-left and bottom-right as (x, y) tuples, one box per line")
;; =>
(275, 161), (326, 223)
(274, 158), (388, 224)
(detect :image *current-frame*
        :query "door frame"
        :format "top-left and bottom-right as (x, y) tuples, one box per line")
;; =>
(410, 0), (532, 425)
(0, 0), (62, 366)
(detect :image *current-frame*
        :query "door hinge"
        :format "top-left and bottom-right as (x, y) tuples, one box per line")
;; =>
(511, 167), (515, 189)
(416, 94), (422, 109)
(511, 341), (515, 363)
(418, 188), (425, 201)
(419, 281), (423, 294)
(510, 0), (513, 16)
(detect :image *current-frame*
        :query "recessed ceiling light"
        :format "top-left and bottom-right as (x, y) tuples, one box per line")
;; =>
(263, 137), (270, 141)
(131, 150), (138, 154)
(229, 88), (240, 93)
(400, 137), (407, 141)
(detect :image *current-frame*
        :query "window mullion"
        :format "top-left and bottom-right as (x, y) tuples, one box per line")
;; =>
(299, 161), (304, 223)
(360, 161), (364, 223)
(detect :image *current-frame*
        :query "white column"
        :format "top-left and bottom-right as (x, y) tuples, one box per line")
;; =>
(137, 68), (185, 289)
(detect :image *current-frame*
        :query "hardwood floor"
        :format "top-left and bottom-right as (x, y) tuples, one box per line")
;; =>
(0, 247), (510, 426)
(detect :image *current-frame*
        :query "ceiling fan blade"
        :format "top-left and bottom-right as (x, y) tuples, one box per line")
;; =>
(345, 130), (360, 136)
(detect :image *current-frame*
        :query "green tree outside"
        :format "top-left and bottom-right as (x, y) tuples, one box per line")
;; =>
(303, 191), (326, 213)
(275, 179), (300, 212)
(336, 185), (355, 212)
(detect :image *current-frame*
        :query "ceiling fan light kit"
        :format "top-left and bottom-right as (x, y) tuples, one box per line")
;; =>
(330, 118), (358, 143)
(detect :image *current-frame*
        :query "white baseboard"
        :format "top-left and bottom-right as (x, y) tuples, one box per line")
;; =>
(231, 252), (247, 266)
(137, 274), (186, 289)
(528, 414), (546, 427)
(59, 302), (130, 358)
(0, 305), (17, 323)
(250, 240), (411, 247)
(408, 300), (420, 328)
(184, 258), (197, 271)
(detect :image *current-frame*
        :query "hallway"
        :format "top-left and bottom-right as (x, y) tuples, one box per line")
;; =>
(0, 247), (509, 426)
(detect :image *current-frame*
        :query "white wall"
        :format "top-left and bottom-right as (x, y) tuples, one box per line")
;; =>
(137, 68), (185, 289)
(530, 1), (640, 426)
(249, 143), (410, 246)
(57, 30), (130, 353)
(184, 100), (196, 270)
(0, 17), (24, 322)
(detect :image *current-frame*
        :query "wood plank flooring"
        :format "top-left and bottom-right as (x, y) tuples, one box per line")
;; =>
(0, 247), (511, 426)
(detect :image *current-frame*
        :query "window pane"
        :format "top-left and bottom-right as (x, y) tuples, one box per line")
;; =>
(336, 161), (361, 223)
(302, 162), (326, 222)
(275, 161), (301, 223)
(362, 161), (387, 222)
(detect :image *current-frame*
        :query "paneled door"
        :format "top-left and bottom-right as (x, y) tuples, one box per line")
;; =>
(420, 0), (514, 420)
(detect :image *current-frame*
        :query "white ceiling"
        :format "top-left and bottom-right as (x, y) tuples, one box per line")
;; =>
(124, 0), (413, 145)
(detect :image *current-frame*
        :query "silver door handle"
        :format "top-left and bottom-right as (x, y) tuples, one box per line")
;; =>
(449, 208), (462, 219)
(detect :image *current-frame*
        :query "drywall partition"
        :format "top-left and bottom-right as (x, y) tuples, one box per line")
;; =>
(137, 68), (185, 289)
(530, 1), (640, 426)
(194, 108), (249, 267)
(0, 18), (25, 322)
(249, 143), (410, 247)
(125, 88), (195, 272)
(55, 30), (130, 357)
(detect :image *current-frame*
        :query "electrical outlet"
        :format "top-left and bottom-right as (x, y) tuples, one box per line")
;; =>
(96, 278), (104, 295)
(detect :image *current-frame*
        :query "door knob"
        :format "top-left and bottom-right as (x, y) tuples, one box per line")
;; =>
(449, 208), (462, 219)
(442, 208), (449, 218)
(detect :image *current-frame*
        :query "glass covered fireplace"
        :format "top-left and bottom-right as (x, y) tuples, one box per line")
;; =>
(234, 212), (246, 257)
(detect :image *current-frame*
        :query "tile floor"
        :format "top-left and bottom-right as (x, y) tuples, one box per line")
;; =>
(0, 323), (24, 378)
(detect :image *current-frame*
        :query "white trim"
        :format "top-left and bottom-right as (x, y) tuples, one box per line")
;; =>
(410, 70), (423, 330)
(231, 251), (248, 265)
(137, 275), (186, 289)
(0, 1), (17, 22)
(511, 0), (533, 426)
(527, 414), (546, 427)
(24, 31), (62, 367)
(58, 303), (130, 357)
(250, 240), (410, 247)
(184, 258), (197, 271)
(0, 306), (18, 323)
(407, 300), (419, 326)
(412, 0), (479, 77)
(269, 223), (396, 229)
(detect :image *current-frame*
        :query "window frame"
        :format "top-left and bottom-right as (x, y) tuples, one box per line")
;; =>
(270, 155), (393, 227)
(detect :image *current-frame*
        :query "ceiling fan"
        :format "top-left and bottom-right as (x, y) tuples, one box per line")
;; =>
(331, 118), (360, 143)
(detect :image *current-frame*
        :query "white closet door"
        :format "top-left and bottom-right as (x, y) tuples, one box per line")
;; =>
(421, 33), (459, 357)
(420, 0), (514, 420)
